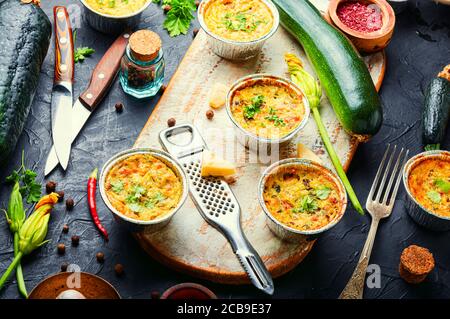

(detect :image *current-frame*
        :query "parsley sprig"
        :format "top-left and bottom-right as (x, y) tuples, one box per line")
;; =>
(265, 108), (286, 127)
(5, 151), (41, 204)
(155, 0), (197, 37)
(244, 95), (265, 120)
(223, 12), (263, 32)
(73, 30), (95, 63)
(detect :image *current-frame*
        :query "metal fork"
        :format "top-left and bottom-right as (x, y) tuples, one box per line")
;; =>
(339, 144), (409, 299)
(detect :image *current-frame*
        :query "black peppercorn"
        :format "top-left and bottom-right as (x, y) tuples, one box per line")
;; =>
(206, 109), (214, 120)
(115, 102), (124, 113)
(162, 4), (171, 13)
(193, 28), (199, 37)
(96, 252), (105, 263)
(61, 263), (69, 272)
(160, 84), (167, 92)
(195, 0), (200, 7)
(57, 191), (64, 202)
(46, 181), (56, 194)
(114, 264), (124, 276)
(71, 235), (80, 246)
(57, 243), (65, 255)
(62, 224), (69, 233)
(167, 118), (176, 127)
(66, 198), (74, 210)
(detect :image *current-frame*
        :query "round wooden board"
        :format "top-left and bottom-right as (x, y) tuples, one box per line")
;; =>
(133, 0), (386, 285)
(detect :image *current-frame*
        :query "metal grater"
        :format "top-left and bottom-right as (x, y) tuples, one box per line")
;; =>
(159, 124), (274, 295)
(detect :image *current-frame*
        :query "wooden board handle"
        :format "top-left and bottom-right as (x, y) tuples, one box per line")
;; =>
(79, 33), (130, 111)
(53, 6), (74, 85)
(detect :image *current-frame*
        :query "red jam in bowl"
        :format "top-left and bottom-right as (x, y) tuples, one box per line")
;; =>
(337, 1), (383, 33)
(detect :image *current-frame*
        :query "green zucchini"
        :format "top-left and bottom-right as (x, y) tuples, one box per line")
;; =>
(273, 0), (383, 140)
(422, 75), (450, 151)
(0, 0), (51, 167)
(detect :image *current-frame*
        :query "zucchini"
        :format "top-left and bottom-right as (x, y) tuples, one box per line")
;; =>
(0, 0), (51, 166)
(422, 66), (450, 150)
(273, 0), (383, 140)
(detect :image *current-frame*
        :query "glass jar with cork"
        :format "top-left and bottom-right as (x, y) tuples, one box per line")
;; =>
(119, 30), (165, 99)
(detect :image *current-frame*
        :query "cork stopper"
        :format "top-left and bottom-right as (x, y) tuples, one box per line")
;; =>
(129, 30), (162, 62)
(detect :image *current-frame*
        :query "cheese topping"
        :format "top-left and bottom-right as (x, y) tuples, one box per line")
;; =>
(84, 0), (148, 17)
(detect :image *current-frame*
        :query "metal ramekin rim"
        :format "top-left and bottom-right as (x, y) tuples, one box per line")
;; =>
(99, 148), (189, 226)
(197, 0), (280, 46)
(225, 73), (311, 144)
(258, 158), (348, 236)
(79, 0), (152, 19)
(402, 149), (450, 221)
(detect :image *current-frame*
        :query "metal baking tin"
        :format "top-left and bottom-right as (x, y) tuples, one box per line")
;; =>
(198, 0), (279, 60)
(99, 148), (189, 233)
(258, 158), (347, 242)
(79, 0), (152, 34)
(226, 74), (310, 153)
(402, 150), (450, 231)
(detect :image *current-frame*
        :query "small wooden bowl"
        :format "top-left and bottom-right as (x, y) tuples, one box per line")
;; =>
(160, 283), (217, 299)
(29, 272), (121, 299)
(328, 0), (395, 53)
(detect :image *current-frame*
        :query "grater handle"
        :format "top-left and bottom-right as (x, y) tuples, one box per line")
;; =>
(228, 228), (274, 295)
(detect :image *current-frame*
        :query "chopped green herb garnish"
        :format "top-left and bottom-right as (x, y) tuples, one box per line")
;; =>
(111, 181), (124, 193)
(244, 95), (265, 119)
(316, 186), (332, 200)
(434, 179), (450, 193)
(108, 0), (115, 8)
(427, 190), (441, 204)
(223, 12), (264, 32)
(126, 185), (146, 204)
(265, 114), (286, 127)
(128, 203), (143, 214)
(293, 195), (318, 213)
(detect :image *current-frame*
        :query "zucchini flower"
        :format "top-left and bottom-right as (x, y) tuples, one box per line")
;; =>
(285, 53), (322, 109)
(0, 193), (58, 291)
(285, 53), (364, 215)
(4, 182), (25, 233)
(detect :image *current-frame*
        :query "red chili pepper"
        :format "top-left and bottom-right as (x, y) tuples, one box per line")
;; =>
(88, 168), (109, 241)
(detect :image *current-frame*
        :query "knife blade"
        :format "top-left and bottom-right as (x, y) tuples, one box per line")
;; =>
(51, 7), (74, 171)
(45, 32), (130, 176)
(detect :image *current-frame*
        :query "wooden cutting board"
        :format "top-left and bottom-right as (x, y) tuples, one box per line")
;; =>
(133, 0), (385, 284)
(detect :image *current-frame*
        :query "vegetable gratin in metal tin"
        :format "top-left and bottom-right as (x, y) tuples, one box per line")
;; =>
(226, 74), (310, 152)
(198, 0), (279, 60)
(99, 148), (189, 233)
(403, 150), (450, 231)
(258, 158), (347, 241)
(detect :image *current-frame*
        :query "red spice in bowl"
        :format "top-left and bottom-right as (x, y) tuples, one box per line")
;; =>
(337, 1), (383, 33)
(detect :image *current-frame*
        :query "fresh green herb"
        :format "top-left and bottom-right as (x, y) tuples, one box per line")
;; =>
(125, 185), (146, 204)
(111, 181), (124, 193)
(144, 192), (165, 209)
(265, 110), (286, 127)
(425, 144), (440, 151)
(108, 0), (116, 8)
(316, 186), (332, 200)
(427, 190), (441, 204)
(223, 12), (263, 32)
(162, 0), (197, 37)
(434, 179), (450, 193)
(122, 0), (129, 3)
(293, 195), (318, 213)
(73, 30), (95, 63)
(244, 95), (265, 119)
(286, 53), (364, 215)
(5, 151), (41, 204)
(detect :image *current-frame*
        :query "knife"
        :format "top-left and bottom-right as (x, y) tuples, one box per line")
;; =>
(44, 32), (130, 176)
(51, 6), (74, 171)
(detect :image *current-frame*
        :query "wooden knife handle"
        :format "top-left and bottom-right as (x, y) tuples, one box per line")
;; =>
(53, 6), (74, 85)
(79, 32), (130, 111)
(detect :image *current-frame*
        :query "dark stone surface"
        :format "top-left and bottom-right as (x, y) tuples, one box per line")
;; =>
(0, 0), (449, 299)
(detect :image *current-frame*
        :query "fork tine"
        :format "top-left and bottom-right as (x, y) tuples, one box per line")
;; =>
(374, 145), (397, 203)
(382, 147), (404, 205)
(388, 149), (410, 207)
(367, 144), (390, 203)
